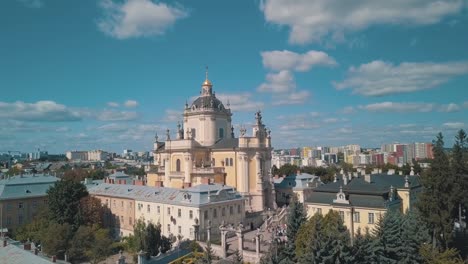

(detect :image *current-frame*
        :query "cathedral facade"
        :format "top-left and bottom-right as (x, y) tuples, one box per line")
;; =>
(151, 72), (274, 212)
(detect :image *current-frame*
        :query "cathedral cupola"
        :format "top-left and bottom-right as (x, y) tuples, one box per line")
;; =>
(201, 66), (213, 96)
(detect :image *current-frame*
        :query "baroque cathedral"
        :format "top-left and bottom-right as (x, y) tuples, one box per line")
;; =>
(151, 70), (274, 212)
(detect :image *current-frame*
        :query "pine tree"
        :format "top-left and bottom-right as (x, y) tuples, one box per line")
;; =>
(318, 211), (353, 264)
(352, 228), (378, 264)
(399, 210), (431, 264)
(199, 242), (215, 264)
(417, 133), (455, 249)
(452, 129), (468, 223)
(280, 194), (306, 263)
(380, 210), (404, 263)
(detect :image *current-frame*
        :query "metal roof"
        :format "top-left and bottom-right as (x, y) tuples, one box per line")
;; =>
(87, 183), (244, 207)
(0, 174), (59, 200)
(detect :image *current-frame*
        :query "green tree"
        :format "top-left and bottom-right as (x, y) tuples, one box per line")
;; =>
(41, 223), (73, 257)
(199, 242), (215, 264)
(271, 165), (279, 177)
(47, 180), (89, 230)
(68, 225), (94, 262)
(417, 133), (455, 249)
(376, 210), (404, 263)
(352, 228), (378, 264)
(145, 222), (162, 257)
(281, 194), (306, 263)
(14, 207), (49, 244)
(400, 210), (431, 264)
(419, 244), (464, 264)
(277, 164), (299, 177)
(451, 129), (468, 222)
(87, 228), (113, 264)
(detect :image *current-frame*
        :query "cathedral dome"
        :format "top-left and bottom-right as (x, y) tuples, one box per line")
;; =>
(191, 95), (225, 110)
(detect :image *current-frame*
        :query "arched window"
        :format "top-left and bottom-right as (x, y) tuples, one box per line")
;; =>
(219, 128), (224, 139)
(229, 158), (233, 166)
(225, 158), (229, 167)
(176, 159), (181, 172)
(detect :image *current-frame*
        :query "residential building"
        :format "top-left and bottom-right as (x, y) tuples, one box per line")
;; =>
(87, 181), (245, 240)
(0, 174), (60, 232)
(305, 172), (421, 238)
(66, 151), (88, 161)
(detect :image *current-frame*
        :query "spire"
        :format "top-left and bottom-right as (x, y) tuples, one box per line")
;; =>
(201, 66), (213, 96)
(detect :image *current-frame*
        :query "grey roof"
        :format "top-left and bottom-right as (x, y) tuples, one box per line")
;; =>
(307, 191), (388, 209)
(0, 239), (56, 264)
(108, 171), (134, 184)
(87, 183), (244, 207)
(305, 174), (420, 208)
(211, 138), (239, 149)
(274, 173), (320, 190)
(314, 174), (421, 195)
(0, 174), (60, 200)
(191, 95), (225, 111)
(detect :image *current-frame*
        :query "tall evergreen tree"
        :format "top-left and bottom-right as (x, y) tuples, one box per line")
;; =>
(451, 129), (468, 223)
(379, 210), (404, 263)
(417, 133), (455, 249)
(280, 194), (306, 263)
(400, 210), (431, 264)
(352, 228), (378, 264)
(47, 180), (88, 230)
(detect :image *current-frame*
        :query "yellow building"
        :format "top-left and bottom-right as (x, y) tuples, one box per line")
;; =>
(305, 173), (421, 238)
(152, 71), (274, 212)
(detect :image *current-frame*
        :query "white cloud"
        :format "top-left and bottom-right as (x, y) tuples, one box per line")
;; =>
(272, 90), (310, 105)
(340, 106), (356, 114)
(98, 0), (188, 39)
(334, 60), (468, 96)
(260, 0), (465, 44)
(443, 122), (465, 129)
(216, 93), (264, 112)
(124, 100), (139, 108)
(97, 110), (139, 121)
(17, 0), (43, 8)
(359, 102), (435, 112)
(97, 123), (129, 132)
(0, 101), (82, 122)
(439, 103), (460, 112)
(323, 118), (339, 123)
(107, 102), (120, 107)
(261, 50), (337, 72)
(258, 70), (296, 93)
(164, 109), (182, 122)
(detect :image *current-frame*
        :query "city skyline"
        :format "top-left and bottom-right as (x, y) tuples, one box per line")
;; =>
(1, 0), (468, 153)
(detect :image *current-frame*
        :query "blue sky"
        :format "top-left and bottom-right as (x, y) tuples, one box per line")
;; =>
(1, 0), (468, 153)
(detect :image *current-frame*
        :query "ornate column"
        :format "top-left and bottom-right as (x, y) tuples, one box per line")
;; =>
(236, 223), (244, 257)
(220, 230), (228, 258)
(255, 231), (261, 258)
(206, 220), (212, 243)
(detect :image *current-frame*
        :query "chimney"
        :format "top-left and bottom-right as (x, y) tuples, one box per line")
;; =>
(399, 171), (403, 176)
(52, 255), (57, 263)
(296, 170), (301, 176)
(365, 174), (371, 183)
(343, 175), (348, 185)
(183, 182), (192, 188)
(201, 178), (210, 185)
(372, 168), (379, 174)
(387, 169), (395, 175)
(34, 248), (39, 255)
